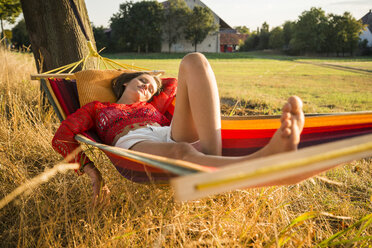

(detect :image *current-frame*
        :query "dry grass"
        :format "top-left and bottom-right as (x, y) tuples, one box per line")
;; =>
(0, 46), (371, 247)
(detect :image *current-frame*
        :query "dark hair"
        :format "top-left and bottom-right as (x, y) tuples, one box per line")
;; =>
(111, 72), (162, 101)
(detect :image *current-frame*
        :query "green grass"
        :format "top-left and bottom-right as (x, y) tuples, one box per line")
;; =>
(108, 52), (372, 114)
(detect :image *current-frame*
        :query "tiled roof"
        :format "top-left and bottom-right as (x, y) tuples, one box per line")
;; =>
(220, 33), (248, 45)
(361, 10), (372, 33)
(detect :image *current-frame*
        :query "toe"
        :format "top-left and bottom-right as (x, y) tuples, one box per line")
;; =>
(282, 127), (291, 137)
(282, 102), (292, 113)
(281, 119), (291, 129)
(288, 96), (303, 114)
(281, 112), (291, 122)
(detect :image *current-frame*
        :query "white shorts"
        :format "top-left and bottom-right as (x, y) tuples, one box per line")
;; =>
(115, 125), (175, 150)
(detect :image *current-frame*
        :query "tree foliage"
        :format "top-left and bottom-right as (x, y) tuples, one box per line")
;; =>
(93, 25), (110, 52)
(258, 22), (270, 50)
(239, 7), (364, 56)
(11, 18), (29, 49)
(235, 25), (250, 34)
(0, 0), (22, 38)
(268, 26), (284, 50)
(282, 21), (295, 49)
(292, 7), (328, 54)
(110, 1), (164, 53)
(184, 6), (217, 52)
(163, 0), (190, 52)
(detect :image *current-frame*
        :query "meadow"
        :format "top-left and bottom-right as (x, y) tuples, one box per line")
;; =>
(0, 47), (371, 247)
(109, 52), (372, 114)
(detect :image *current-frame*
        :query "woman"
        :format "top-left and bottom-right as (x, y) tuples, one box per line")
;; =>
(52, 53), (305, 204)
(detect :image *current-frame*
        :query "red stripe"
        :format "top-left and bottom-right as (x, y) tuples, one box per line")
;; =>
(49, 79), (70, 116)
(301, 123), (372, 134)
(221, 129), (276, 139)
(222, 126), (372, 149)
(221, 123), (372, 140)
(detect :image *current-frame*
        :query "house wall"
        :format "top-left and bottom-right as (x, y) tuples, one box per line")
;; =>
(360, 28), (372, 47)
(161, 0), (220, 53)
(161, 33), (219, 53)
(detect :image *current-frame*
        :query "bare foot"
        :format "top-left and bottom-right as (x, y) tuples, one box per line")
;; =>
(260, 96), (304, 156)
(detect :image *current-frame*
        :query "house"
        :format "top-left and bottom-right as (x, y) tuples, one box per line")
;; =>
(360, 10), (372, 47)
(220, 31), (249, 52)
(161, 0), (245, 53)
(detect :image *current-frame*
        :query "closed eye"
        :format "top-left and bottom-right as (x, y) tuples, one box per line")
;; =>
(149, 86), (154, 94)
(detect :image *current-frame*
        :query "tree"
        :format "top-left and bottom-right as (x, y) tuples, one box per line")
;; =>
(235, 25), (250, 34)
(163, 0), (190, 53)
(258, 22), (270, 50)
(0, 0), (22, 40)
(325, 12), (363, 56)
(11, 18), (29, 49)
(110, 1), (164, 53)
(269, 26), (284, 50)
(292, 7), (328, 54)
(282, 21), (295, 50)
(184, 6), (217, 52)
(240, 32), (259, 51)
(20, 0), (96, 73)
(93, 25), (110, 52)
(341, 12), (363, 56)
(323, 14), (341, 55)
(130, 1), (164, 53)
(110, 2), (132, 52)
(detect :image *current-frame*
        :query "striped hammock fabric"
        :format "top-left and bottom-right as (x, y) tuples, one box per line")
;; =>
(41, 77), (372, 184)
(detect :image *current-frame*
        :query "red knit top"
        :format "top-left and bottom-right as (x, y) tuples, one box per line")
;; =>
(52, 78), (177, 174)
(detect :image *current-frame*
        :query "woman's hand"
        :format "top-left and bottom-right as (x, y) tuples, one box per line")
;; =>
(83, 162), (110, 207)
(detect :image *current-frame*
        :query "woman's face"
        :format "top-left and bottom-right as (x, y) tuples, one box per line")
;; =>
(124, 74), (158, 103)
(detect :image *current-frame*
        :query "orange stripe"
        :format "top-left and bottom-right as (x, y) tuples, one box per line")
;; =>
(221, 113), (372, 130)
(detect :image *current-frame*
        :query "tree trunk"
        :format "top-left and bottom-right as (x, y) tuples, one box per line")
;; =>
(0, 19), (4, 39)
(20, 0), (96, 73)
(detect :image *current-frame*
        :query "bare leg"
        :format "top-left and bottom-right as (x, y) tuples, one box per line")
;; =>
(170, 53), (222, 155)
(131, 96), (305, 167)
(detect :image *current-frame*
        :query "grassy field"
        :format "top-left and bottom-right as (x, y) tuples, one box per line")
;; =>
(0, 47), (371, 247)
(108, 52), (372, 115)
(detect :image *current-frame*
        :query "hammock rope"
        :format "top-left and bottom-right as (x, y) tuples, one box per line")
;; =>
(34, 41), (158, 78)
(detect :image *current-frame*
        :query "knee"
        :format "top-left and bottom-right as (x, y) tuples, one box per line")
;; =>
(169, 142), (197, 160)
(180, 52), (208, 69)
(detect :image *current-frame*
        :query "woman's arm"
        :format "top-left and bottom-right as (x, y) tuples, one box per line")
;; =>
(52, 101), (98, 174)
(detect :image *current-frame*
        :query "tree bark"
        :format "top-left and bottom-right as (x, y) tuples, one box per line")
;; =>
(0, 19), (4, 39)
(20, 0), (96, 73)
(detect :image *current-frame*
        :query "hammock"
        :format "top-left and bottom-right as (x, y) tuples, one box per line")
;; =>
(31, 72), (372, 185)
(29, 39), (372, 200)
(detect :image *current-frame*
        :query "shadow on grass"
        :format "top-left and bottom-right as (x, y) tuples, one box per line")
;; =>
(295, 61), (372, 75)
(103, 51), (372, 62)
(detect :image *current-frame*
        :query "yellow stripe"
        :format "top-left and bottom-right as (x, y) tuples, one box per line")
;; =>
(221, 113), (372, 130)
(196, 140), (372, 191)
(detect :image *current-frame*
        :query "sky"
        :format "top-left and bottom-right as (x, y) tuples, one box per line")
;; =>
(4, 0), (371, 30)
(84, 0), (372, 31)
